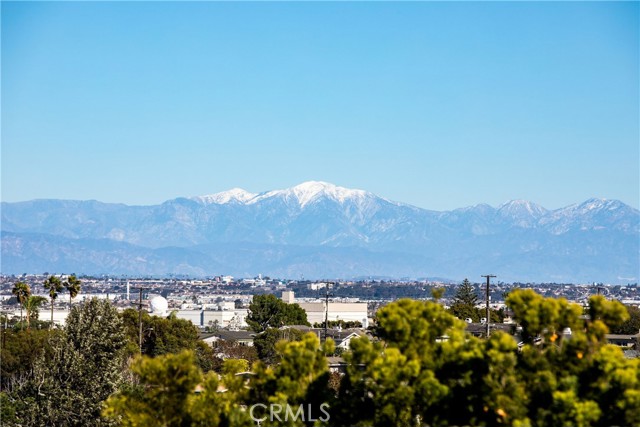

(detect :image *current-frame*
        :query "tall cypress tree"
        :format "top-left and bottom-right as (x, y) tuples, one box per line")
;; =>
(449, 278), (481, 322)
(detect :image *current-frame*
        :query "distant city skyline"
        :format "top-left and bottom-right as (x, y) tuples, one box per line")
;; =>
(2, 2), (638, 211)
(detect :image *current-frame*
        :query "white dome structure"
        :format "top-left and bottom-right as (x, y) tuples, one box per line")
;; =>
(149, 295), (169, 317)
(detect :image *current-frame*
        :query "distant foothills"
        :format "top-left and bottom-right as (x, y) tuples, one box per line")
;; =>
(1, 181), (638, 283)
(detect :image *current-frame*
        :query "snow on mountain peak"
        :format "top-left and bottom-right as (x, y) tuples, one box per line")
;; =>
(192, 188), (258, 205)
(250, 181), (371, 207)
(579, 198), (621, 211)
(498, 200), (547, 216)
(290, 181), (369, 206)
(192, 181), (374, 208)
(550, 198), (625, 217)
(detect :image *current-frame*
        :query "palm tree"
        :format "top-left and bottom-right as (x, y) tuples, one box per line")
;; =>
(24, 295), (47, 330)
(11, 281), (31, 330)
(43, 275), (63, 328)
(64, 274), (82, 309)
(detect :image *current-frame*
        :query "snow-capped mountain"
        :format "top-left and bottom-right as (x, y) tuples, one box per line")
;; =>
(539, 198), (639, 235)
(497, 200), (548, 227)
(2, 182), (638, 282)
(192, 181), (383, 209)
(192, 188), (258, 205)
(251, 181), (375, 207)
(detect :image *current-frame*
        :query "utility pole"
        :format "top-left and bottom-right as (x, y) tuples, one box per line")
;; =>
(481, 275), (496, 338)
(324, 282), (333, 342)
(133, 287), (149, 353)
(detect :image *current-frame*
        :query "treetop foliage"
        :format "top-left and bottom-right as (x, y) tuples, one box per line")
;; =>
(246, 294), (309, 333)
(337, 292), (639, 427)
(104, 333), (334, 427)
(610, 304), (640, 335)
(11, 281), (30, 306)
(64, 274), (82, 301)
(3, 290), (639, 427)
(453, 278), (478, 306)
(5, 298), (127, 426)
(449, 278), (483, 322)
(43, 274), (63, 300)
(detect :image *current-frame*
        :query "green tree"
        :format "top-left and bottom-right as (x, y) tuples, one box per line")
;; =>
(336, 298), (527, 427)
(249, 333), (335, 427)
(609, 304), (640, 335)
(449, 278), (481, 322)
(104, 350), (205, 427)
(118, 308), (219, 372)
(6, 288), (638, 427)
(104, 350), (256, 427)
(0, 392), (18, 425)
(0, 328), (59, 391)
(64, 274), (82, 308)
(247, 294), (309, 333)
(43, 275), (63, 328)
(211, 339), (259, 366)
(506, 290), (638, 427)
(334, 291), (640, 427)
(194, 340), (224, 373)
(454, 279), (478, 305)
(11, 282), (31, 330)
(24, 295), (47, 330)
(431, 286), (445, 301)
(119, 308), (198, 356)
(10, 298), (127, 426)
(104, 333), (333, 427)
(253, 327), (304, 365)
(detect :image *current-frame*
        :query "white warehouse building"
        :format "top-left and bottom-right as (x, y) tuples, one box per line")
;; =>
(175, 309), (248, 329)
(281, 291), (368, 327)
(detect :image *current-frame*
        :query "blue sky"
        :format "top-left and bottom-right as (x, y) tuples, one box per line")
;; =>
(2, 1), (638, 210)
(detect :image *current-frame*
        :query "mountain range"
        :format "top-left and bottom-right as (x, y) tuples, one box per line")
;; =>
(2, 181), (638, 283)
